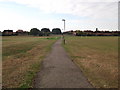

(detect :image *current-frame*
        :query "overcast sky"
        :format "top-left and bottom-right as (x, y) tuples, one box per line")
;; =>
(0, 0), (119, 32)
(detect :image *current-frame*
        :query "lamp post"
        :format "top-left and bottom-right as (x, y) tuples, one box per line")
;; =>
(62, 19), (65, 32)
(62, 19), (65, 44)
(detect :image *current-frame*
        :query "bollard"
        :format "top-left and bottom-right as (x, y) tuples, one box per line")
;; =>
(62, 35), (65, 45)
(63, 38), (65, 44)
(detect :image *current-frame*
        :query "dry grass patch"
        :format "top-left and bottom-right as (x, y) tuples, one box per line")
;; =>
(2, 36), (59, 88)
(64, 36), (118, 88)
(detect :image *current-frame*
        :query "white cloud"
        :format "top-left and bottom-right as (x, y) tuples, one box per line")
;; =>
(1, 0), (117, 19)
(0, 0), (118, 31)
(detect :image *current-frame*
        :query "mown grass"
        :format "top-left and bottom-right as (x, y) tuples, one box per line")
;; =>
(2, 36), (59, 88)
(63, 36), (118, 88)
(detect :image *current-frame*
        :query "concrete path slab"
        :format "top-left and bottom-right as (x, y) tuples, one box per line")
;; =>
(33, 38), (93, 88)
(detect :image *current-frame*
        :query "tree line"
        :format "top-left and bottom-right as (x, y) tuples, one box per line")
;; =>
(30, 28), (61, 36)
(1, 28), (62, 36)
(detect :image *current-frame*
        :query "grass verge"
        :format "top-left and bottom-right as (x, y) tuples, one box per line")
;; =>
(63, 36), (118, 88)
(2, 36), (59, 88)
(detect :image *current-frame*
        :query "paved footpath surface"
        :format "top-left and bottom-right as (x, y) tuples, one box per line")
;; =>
(33, 38), (93, 88)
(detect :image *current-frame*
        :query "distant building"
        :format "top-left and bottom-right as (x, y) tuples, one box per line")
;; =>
(65, 30), (119, 36)
(3, 30), (13, 36)
(73, 31), (77, 36)
(16, 29), (29, 36)
(96, 28), (98, 32)
(16, 29), (24, 35)
(84, 30), (94, 36)
(16, 29), (24, 33)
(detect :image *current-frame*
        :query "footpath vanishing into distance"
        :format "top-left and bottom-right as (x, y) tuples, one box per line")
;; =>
(33, 38), (93, 88)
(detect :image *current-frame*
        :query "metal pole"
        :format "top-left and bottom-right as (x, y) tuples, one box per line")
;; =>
(62, 19), (65, 44)
(64, 20), (65, 32)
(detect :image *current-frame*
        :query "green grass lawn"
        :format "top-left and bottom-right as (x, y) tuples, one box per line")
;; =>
(2, 36), (59, 88)
(63, 36), (118, 88)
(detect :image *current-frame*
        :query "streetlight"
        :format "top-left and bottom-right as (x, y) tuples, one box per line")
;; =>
(62, 19), (65, 32)
(62, 19), (66, 44)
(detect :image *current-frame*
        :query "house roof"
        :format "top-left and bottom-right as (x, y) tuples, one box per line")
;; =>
(3, 30), (13, 32)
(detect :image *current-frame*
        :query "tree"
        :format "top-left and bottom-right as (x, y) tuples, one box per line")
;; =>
(52, 28), (61, 34)
(30, 28), (40, 36)
(41, 28), (50, 36)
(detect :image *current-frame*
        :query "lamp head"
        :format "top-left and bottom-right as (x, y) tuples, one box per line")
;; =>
(62, 19), (65, 21)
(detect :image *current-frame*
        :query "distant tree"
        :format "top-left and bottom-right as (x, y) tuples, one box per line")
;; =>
(0, 31), (2, 36)
(30, 28), (40, 36)
(39, 31), (43, 36)
(52, 28), (61, 34)
(41, 28), (50, 36)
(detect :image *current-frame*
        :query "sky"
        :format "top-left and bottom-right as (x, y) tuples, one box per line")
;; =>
(0, 0), (119, 32)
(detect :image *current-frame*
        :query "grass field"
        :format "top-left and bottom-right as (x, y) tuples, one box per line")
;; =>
(2, 36), (59, 88)
(63, 36), (118, 88)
